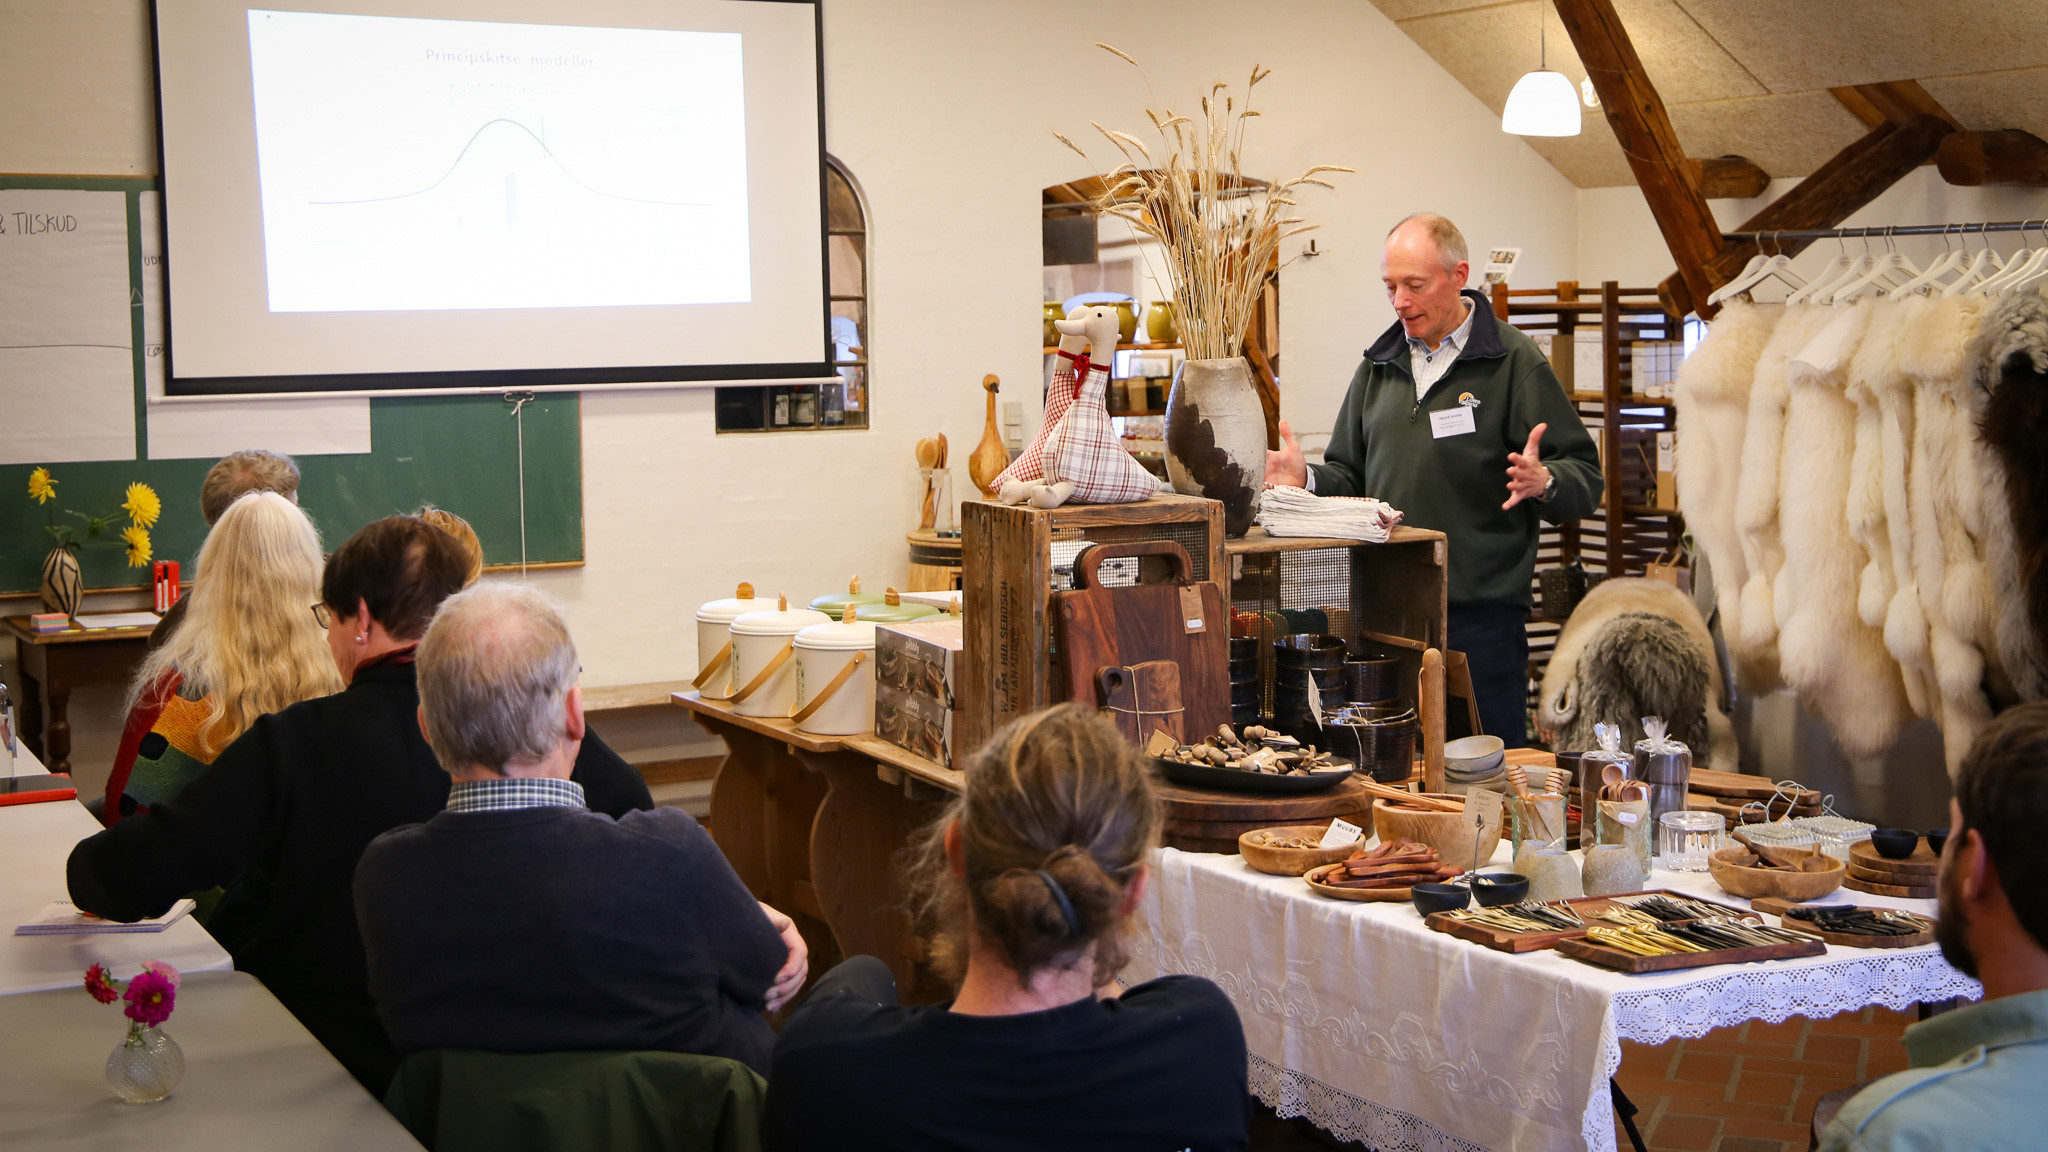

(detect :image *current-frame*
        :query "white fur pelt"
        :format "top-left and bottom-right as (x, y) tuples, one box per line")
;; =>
(1969, 292), (2048, 703)
(1777, 306), (1913, 760)
(1535, 577), (1736, 773)
(1900, 293), (1994, 772)
(1733, 306), (1837, 666)
(1843, 300), (1931, 720)
(1673, 300), (1781, 692)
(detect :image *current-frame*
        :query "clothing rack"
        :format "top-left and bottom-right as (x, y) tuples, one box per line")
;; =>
(1722, 220), (2044, 242)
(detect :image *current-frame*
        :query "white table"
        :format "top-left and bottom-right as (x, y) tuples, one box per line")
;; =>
(1127, 846), (1980, 1152)
(0, 969), (421, 1150)
(1, 744), (231, 995)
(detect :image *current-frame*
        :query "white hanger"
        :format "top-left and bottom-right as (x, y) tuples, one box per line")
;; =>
(1976, 222), (2039, 296)
(1830, 232), (1919, 304)
(1805, 243), (1878, 306)
(2001, 224), (2048, 294)
(1709, 232), (1806, 304)
(1942, 229), (2005, 298)
(1785, 238), (1856, 305)
(1886, 226), (1965, 297)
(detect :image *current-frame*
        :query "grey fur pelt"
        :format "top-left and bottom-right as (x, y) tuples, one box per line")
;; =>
(1975, 290), (2048, 702)
(1553, 612), (1713, 757)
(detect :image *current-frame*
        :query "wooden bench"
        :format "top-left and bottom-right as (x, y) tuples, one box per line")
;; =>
(582, 680), (721, 786)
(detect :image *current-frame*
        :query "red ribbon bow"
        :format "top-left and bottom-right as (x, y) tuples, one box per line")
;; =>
(1057, 348), (1104, 387)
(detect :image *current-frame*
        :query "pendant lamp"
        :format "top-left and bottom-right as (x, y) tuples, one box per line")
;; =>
(1502, 2), (1582, 137)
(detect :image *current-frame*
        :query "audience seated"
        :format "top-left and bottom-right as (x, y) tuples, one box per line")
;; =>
(762, 704), (1251, 1152)
(1819, 702), (2048, 1151)
(106, 492), (341, 823)
(355, 582), (805, 1073)
(149, 448), (302, 652)
(67, 515), (653, 1096)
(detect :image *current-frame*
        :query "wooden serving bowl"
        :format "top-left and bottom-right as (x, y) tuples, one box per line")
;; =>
(1372, 794), (1502, 872)
(1708, 845), (1846, 902)
(1239, 823), (1363, 876)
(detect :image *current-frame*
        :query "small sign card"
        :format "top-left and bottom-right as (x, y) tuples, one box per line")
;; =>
(1319, 817), (1366, 850)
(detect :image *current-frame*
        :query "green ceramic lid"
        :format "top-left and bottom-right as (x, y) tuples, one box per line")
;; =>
(809, 575), (885, 621)
(846, 588), (941, 623)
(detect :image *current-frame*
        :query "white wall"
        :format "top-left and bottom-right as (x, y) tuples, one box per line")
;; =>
(2, 0), (1583, 792)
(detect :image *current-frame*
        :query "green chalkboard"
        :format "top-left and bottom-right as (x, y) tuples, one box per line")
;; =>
(0, 176), (582, 597)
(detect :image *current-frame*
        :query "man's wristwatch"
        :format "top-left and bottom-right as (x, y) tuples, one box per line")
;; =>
(1535, 467), (1557, 503)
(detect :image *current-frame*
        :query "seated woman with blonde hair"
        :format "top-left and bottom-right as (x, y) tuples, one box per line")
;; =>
(105, 491), (341, 822)
(762, 703), (1250, 1151)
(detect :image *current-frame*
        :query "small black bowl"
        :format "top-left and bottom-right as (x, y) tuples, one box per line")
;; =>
(1274, 633), (1348, 668)
(1412, 882), (1470, 916)
(1228, 636), (1260, 662)
(1275, 664), (1346, 689)
(1470, 873), (1530, 907)
(1925, 828), (1950, 856)
(1230, 681), (1262, 707)
(1870, 829), (1919, 859)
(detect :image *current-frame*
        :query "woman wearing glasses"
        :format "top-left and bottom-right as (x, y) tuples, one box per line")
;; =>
(69, 513), (651, 1096)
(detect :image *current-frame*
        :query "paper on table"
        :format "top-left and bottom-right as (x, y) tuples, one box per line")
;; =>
(16, 899), (195, 935)
(72, 612), (161, 631)
(0, 189), (137, 465)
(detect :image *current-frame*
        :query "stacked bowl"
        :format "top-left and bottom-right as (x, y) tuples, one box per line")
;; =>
(1228, 636), (1262, 728)
(1271, 634), (1347, 743)
(1442, 734), (1508, 794)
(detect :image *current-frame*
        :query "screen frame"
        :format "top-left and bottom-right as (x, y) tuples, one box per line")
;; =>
(148, 0), (836, 398)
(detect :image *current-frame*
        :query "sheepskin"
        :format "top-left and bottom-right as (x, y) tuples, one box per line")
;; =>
(1536, 577), (1735, 772)
(1551, 610), (1714, 763)
(1733, 306), (1837, 665)
(1777, 306), (1913, 760)
(1974, 290), (2048, 703)
(1844, 303), (1898, 633)
(1866, 295), (1938, 720)
(1673, 300), (1780, 693)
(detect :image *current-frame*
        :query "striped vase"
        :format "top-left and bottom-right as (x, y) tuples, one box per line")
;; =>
(39, 548), (82, 618)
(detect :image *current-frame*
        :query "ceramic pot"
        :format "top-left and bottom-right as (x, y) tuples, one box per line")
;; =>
(1146, 300), (1178, 344)
(106, 1022), (183, 1104)
(1165, 358), (1266, 538)
(693, 583), (767, 701)
(793, 617), (878, 736)
(39, 548), (82, 618)
(729, 605), (831, 718)
(1111, 301), (1138, 344)
(1581, 843), (1648, 897)
(1043, 301), (1065, 348)
(1523, 848), (1584, 902)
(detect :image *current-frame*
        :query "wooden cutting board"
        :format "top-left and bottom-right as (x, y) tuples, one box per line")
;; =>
(1098, 661), (1184, 745)
(1056, 540), (1228, 741)
(1849, 838), (1940, 877)
(1751, 898), (1937, 949)
(1844, 875), (1938, 900)
(1687, 768), (1821, 806)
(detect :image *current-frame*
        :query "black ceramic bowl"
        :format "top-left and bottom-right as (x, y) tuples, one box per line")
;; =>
(1228, 636), (1260, 662)
(1344, 658), (1403, 703)
(1470, 873), (1530, 907)
(1230, 680), (1262, 708)
(1275, 664), (1346, 690)
(1412, 882), (1470, 916)
(1925, 828), (1950, 856)
(1274, 634), (1348, 668)
(1231, 703), (1263, 728)
(1870, 828), (1920, 859)
(1228, 656), (1260, 680)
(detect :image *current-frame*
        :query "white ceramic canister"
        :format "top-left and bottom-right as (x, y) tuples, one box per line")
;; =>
(693, 582), (766, 701)
(791, 609), (880, 736)
(728, 599), (831, 719)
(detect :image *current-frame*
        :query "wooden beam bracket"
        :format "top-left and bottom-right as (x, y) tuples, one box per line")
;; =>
(1938, 130), (2048, 188)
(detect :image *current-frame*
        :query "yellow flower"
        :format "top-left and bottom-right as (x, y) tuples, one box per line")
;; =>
(28, 467), (55, 504)
(123, 482), (161, 528)
(122, 525), (152, 568)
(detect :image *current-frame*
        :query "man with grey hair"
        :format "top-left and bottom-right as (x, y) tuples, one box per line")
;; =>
(353, 582), (805, 1073)
(1266, 213), (1600, 745)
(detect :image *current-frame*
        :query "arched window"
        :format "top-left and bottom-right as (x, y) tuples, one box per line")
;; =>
(714, 155), (870, 431)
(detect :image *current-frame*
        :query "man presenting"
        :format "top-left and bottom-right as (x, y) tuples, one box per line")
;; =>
(1267, 214), (1599, 745)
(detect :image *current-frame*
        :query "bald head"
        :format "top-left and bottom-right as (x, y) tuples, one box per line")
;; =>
(417, 582), (580, 776)
(1383, 213), (1472, 347)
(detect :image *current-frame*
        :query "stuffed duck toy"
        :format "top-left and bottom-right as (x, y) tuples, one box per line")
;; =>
(994, 303), (1159, 509)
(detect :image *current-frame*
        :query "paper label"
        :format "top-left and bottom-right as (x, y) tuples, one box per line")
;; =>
(1319, 818), (1365, 849)
(1656, 432), (1675, 472)
(1429, 406), (1476, 438)
(1617, 811), (1640, 825)
(1467, 787), (1505, 836)
(1180, 585), (1206, 633)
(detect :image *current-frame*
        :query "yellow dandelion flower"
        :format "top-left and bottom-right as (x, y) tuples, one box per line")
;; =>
(123, 482), (162, 528)
(122, 525), (152, 568)
(28, 467), (56, 504)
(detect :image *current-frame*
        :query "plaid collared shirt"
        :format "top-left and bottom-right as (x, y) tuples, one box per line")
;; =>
(445, 776), (587, 814)
(1408, 299), (1477, 402)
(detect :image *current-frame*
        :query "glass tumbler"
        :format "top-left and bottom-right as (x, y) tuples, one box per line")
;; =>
(1657, 810), (1727, 871)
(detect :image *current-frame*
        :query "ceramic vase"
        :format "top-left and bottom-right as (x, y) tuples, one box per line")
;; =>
(1581, 843), (1648, 897)
(1524, 848), (1584, 902)
(1146, 300), (1179, 344)
(39, 548), (82, 618)
(1042, 302), (1065, 348)
(1165, 358), (1266, 537)
(1111, 301), (1138, 345)
(106, 1022), (184, 1103)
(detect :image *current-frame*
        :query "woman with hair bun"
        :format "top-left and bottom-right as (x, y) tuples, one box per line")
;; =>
(763, 703), (1249, 1151)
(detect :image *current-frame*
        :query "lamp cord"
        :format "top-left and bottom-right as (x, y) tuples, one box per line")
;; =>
(504, 391), (535, 579)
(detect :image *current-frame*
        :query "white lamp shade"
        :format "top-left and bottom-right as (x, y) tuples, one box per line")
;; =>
(1502, 70), (1583, 136)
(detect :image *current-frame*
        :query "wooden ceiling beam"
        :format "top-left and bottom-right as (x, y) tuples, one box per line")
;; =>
(1553, 0), (1722, 316)
(1829, 80), (1964, 132)
(1690, 156), (1770, 200)
(1937, 130), (2048, 187)
(1656, 115), (1955, 317)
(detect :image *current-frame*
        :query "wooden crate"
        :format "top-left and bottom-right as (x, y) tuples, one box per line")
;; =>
(959, 495), (1226, 760)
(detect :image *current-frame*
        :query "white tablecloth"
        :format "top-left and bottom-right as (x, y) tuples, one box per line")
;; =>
(1127, 847), (1980, 1152)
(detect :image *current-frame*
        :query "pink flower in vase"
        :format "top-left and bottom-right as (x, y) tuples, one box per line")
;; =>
(122, 969), (177, 1027)
(84, 964), (120, 1004)
(140, 959), (182, 988)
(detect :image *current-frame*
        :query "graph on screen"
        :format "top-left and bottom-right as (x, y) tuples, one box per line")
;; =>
(246, 10), (751, 314)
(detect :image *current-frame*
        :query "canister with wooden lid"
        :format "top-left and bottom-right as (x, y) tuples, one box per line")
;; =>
(848, 588), (942, 624)
(693, 582), (765, 700)
(728, 596), (832, 718)
(792, 606), (880, 736)
(809, 576), (886, 622)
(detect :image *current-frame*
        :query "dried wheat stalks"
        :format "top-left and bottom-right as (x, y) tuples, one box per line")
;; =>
(1056, 46), (1354, 361)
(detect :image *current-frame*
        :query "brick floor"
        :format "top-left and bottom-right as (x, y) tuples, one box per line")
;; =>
(1611, 1005), (1917, 1152)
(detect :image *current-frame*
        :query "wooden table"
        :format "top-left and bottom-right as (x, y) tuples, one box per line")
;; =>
(5, 615), (158, 776)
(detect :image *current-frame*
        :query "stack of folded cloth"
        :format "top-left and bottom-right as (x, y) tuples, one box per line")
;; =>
(1256, 485), (1403, 542)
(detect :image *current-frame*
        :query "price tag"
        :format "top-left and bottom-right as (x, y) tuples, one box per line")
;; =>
(1180, 585), (1206, 633)
(1319, 818), (1365, 849)
(1617, 811), (1640, 825)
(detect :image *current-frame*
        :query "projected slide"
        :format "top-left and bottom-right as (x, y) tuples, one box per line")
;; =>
(246, 10), (751, 313)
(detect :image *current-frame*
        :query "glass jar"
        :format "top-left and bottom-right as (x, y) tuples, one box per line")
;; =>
(1657, 810), (1727, 872)
(106, 1022), (184, 1103)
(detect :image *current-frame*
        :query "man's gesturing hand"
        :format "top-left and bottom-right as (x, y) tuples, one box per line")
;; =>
(760, 901), (809, 1013)
(1502, 422), (1551, 510)
(1266, 419), (1308, 489)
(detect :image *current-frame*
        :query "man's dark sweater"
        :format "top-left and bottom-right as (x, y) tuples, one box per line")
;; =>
(355, 805), (787, 1073)
(66, 660), (652, 1093)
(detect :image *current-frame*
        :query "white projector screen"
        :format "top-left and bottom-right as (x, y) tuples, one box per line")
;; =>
(152, 0), (832, 395)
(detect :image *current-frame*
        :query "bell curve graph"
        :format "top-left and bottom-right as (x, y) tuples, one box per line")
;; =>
(246, 10), (753, 314)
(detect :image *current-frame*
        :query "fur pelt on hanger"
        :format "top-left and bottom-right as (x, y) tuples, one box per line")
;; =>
(1777, 307), (1912, 760)
(1550, 609), (1714, 762)
(1674, 301), (1780, 693)
(1734, 307), (1837, 665)
(1974, 290), (2048, 703)
(1868, 296), (1937, 720)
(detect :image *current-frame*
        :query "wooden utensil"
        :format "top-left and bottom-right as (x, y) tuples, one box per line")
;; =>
(1053, 541), (1227, 740)
(935, 432), (948, 469)
(915, 437), (942, 530)
(1419, 648), (1445, 794)
(969, 374), (1009, 497)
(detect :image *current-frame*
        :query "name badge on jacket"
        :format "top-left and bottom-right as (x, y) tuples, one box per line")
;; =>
(1429, 406), (1476, 438)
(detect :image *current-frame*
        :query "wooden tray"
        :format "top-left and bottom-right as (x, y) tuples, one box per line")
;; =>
(1555, 931), (1827, 973)
(1688, 769), (1821, 806)
(1303, 872), (1427, 902)
(1055, 541), (1228, 738)
(1850, 838), (1940, 877)
(1844, 875), (1938, 900)
(1422, 890), (1743, 953)
(1752, 898), (1937, 949)
(1155, 756), (1355, 794)
(1848, 860), (1932, 886)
